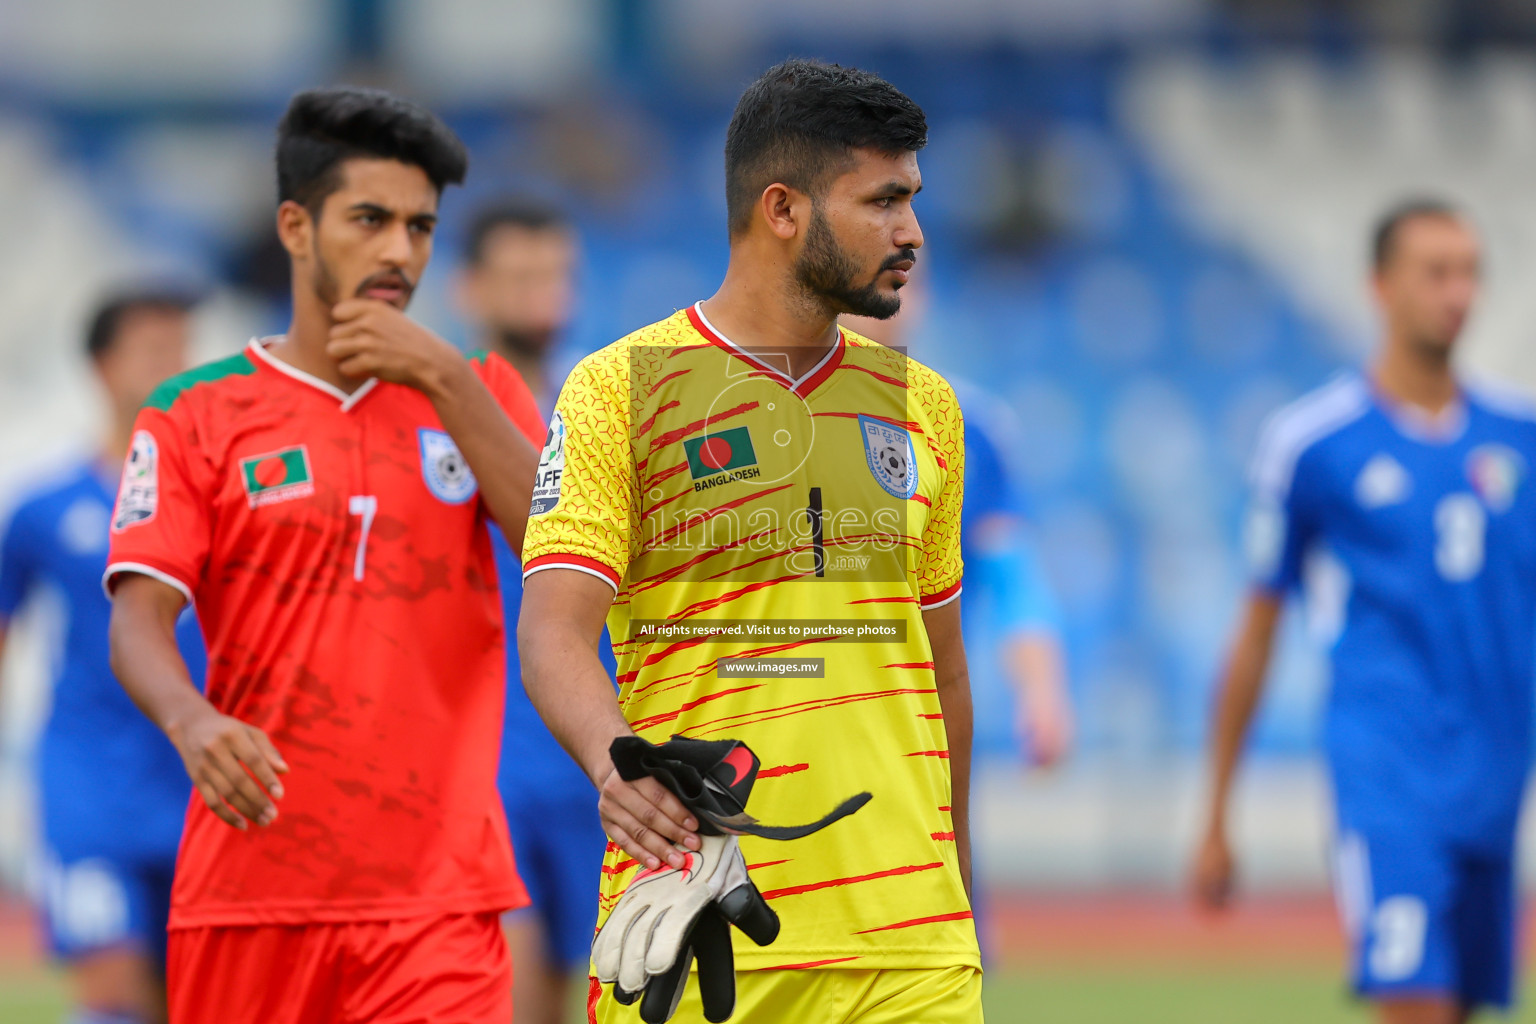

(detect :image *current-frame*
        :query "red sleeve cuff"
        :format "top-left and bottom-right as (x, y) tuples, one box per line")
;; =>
(523, 553), (623, 593)
(919, 579), (962, 610)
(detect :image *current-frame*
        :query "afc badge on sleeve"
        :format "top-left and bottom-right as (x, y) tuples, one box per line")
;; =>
(418, 428), (478, 504)
(112, 429), (159, 531)
(859, 415), (918, 500)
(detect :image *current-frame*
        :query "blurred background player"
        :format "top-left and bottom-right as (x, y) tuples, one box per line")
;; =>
(844, 294), (1072, 961)
(1193, 201), (1536, 1023)
(455, 199), (578, 410)
(844, 293), (1072, 774)
(104, 88), (545, 1024)
(0, 289), (207, 1024)
(950, 379), (1072, 770)
(455, 199), (608, 1024)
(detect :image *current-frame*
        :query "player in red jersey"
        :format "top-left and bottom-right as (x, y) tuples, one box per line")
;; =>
(104, 87), (545, 1024)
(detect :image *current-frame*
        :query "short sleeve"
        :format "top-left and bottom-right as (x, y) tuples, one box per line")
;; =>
(472, 350), (547, 445)
(104, 407), (215, 604)
(1246, 422), (1316, 596)
(520, 351), (636, 593)
(917, 378), (965, 609)
(0, 501), (38, 621)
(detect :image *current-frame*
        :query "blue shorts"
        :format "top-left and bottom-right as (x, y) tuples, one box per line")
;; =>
(1333, 828), (1517, 1010)
(502, 788), (607, 971)
(36, 846), (176, 966)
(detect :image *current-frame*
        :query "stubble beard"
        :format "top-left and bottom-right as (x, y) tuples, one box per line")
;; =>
(793, 207), (903, 321)
(311, 237), (341, 310)
(495, 326), (558, 359)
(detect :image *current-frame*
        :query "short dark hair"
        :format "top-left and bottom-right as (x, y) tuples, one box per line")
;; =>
(276, 86), (468, 213)
(724, 59), (927, 237)
(462, 198), (570, 265)
(1372, 198), (1465, 269)
(86, 287), (198, 361)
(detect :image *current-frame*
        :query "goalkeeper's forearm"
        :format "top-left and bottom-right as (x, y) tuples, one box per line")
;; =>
(519, 566), (702, 871)
(517, 568), (631, 781)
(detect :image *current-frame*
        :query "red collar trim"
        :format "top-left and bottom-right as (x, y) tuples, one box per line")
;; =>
(685, 303), (845, 399)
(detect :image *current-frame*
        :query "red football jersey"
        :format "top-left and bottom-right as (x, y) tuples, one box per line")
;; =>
(106, 339), (545, 928)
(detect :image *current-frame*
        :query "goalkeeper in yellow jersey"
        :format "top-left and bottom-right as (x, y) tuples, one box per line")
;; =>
(519, 58), (981, 1023)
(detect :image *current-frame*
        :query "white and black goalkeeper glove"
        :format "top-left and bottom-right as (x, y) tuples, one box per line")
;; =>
(591, 832), (777, 1023)
(592, 736), (871, 1023)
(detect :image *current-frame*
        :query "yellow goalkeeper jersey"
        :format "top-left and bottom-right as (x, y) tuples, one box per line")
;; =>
(523, 303), (977, 971)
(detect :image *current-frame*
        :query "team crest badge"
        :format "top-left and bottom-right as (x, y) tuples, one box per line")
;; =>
(1466, 444), (1525, 514)
(1354, 453), (1411, 509)
(419, 429), (477, 505)
(859, 415), (918, 500)
(112, 430), (159, 531)
(240, 445), (314, 508)
(530, 411), (565, 516)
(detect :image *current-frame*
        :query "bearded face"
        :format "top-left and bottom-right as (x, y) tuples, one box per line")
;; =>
(793, 204), (915, 321)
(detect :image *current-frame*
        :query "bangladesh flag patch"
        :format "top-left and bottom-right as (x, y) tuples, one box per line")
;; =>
(240, 446), (315, 508)
(684, 426), (760, 491)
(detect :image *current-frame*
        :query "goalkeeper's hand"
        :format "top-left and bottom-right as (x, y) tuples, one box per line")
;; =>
(592, 832), (778, 1023)
(592, 735), (868, 1021)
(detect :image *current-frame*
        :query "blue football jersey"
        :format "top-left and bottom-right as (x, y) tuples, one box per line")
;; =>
(492, 525), (615, 802)
(953, 381), (1059, 632)
(1250, 374), (1536, 849)
(0, 459), (206, 860)
(954, 381), (1061, 759)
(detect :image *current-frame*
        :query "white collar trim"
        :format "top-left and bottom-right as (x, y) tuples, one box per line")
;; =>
(691, 302), (842, 390)
(1375, 390), (1468, 446)
(248, 337), (378, 411)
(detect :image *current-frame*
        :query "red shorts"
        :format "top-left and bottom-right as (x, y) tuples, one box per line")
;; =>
(167, 912), (511, 1024)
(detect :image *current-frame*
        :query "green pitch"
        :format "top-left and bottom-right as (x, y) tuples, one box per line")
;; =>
(0, 970), (65, 1024)
(3, 967), (1533, 1023)
(988, 967), (1362, 1024)
(985, 966), (1533, 1024)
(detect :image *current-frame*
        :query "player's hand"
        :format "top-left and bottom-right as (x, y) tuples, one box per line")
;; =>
(1020, 686), (1073, 769)
(597, 765), (702, 872)
(1191, 826), (1236, 912)
(327, 299), (462, 393)
(167, 706), (289, 831)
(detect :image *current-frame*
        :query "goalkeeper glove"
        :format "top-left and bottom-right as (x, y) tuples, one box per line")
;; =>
(592, 735), (871, 1023)
(591, 832), (778, 1023)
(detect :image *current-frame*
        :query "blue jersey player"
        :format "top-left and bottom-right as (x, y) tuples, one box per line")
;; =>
(842, 296), (1073, 774)
(954, 380), (1072, 769)
(455, 199), (609, 1024)
(1195, 202), (1534, 1024)
(949, 380), (1071, 962)
(0, 289), (206, 1024)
